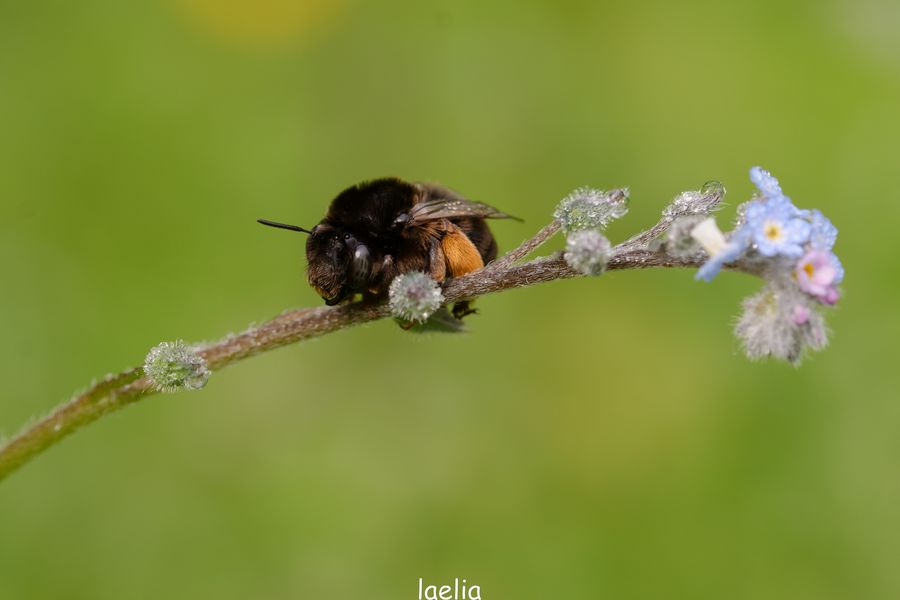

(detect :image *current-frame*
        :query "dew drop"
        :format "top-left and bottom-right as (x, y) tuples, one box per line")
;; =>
(701, 180), (725, 198)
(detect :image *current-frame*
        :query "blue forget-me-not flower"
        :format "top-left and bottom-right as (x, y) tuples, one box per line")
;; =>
(690, 166), (844, 364)
(743, 200), (811, 258)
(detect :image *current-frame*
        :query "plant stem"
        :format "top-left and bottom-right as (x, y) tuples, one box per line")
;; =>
(0, 220), (732, 483)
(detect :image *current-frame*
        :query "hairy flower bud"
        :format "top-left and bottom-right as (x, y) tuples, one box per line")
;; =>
(665, 215), (705, 258)
(734, 286), (828, 365)
(388, 271), (443, 323)
(554, 187), (629, 232)
(661, 180), (725, 221)
(144, 341), (210, 392)
(564, 229), (611, 276)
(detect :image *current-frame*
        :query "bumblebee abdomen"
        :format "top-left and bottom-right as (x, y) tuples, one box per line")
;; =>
(450, 216), (498, 265)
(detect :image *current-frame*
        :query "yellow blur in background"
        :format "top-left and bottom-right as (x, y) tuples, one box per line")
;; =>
(174, 0), (345, 50)
(1, 0), (899, 598)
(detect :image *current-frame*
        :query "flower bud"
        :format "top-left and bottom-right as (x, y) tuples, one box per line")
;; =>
(564, 230), (611, 276)
(661, 180), (725, 221)
(388, 271), (444, 323)
(144, 341), (210, 392)
(554, 187), (629, 232)
(665, 215), (705, 258)
(734, 286), (828, 365)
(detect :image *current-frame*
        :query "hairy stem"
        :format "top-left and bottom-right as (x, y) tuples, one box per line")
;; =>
(0, 220), (735, 483)
(488, 220), (561, 270)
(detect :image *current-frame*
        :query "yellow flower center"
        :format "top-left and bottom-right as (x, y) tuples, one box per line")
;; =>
(803, 262), (815, 278)
(764, 220), (783, 242)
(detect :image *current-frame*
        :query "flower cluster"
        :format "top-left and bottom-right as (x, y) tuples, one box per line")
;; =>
(690, 167), (843, 364)
(555, 187), (627, 276)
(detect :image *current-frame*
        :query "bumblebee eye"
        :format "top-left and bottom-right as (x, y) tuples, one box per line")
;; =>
(349, 244), (371, 287)
(392, 213), (410, 229)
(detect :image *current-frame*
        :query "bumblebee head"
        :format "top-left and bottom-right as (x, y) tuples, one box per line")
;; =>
(257, 218), (340, 304)
(257, 218), (372, 305)
(304, 224), (372, 305)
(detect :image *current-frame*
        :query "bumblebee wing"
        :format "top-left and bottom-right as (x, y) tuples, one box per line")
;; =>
(409, 199), (519, 222)
(409, 183), (521, 224)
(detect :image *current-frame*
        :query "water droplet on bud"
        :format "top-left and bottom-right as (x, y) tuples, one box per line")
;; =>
(701, 180), (725, 199)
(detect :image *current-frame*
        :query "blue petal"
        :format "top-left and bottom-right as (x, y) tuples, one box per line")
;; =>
(830, 252), (844, 283)
(754, 237), (779, 257)
(745, 196), (798, 225)
(695, 255), (725, 281)
(750, 166), (783, 198)
(785, 217), (812, 246)
(730, 222), (754, 247)
(744, 200), (768, 226)
(695, 240), (746, 282)
(782, 244), (806, 259)
(719, 238), (748, 263)
(809, 210), (838, 250)
(769, 194), (803, 216)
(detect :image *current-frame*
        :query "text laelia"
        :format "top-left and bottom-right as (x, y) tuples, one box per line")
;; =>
(418, 577), (480, 600)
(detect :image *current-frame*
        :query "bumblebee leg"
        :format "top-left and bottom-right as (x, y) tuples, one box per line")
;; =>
(451, 300), (478, 319)
(440, 223), (484, 320)
(362, 289), (384, 305)
(429, 238), (447, 283)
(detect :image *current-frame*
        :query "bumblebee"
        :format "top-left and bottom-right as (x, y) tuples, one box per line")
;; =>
(258, 178), (517, 318)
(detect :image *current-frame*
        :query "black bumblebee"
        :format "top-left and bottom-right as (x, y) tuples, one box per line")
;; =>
(258, 178), (516, 317)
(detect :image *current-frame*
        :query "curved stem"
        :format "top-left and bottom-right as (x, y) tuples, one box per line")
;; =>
(0, 369), (148, 479)
(0, 222), (732, 483)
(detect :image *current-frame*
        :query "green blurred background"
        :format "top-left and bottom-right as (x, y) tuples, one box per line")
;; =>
(1, 0), (898, 598)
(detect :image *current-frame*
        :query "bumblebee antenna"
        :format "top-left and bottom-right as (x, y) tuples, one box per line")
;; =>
(257, 219), (313, 234)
